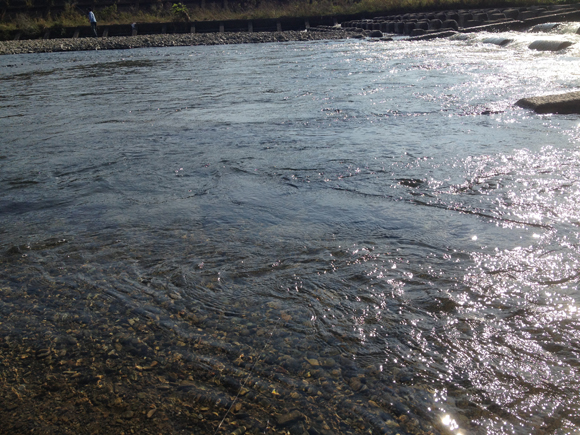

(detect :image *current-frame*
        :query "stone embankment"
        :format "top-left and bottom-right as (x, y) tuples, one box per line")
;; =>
(0, 28), (357, 55)
(343, 3), (580, 37)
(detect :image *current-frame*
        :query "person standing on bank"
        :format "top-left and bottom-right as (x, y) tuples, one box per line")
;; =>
(88, 8), (98, 37)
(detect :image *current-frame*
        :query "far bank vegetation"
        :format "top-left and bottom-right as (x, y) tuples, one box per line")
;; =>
(0, 0), (574, 36)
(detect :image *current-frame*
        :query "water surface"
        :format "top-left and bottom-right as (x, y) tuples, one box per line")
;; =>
(1, 29), (580, 434)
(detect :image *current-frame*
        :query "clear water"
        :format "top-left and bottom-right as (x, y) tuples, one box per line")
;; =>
(2, 27), (580, 434)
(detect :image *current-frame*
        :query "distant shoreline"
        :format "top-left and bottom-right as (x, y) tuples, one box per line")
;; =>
(3, 3), (580, 56)
(0, 29), (358, 56)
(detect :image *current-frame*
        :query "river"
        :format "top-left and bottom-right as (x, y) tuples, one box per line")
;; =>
(1, 28), (580, 434)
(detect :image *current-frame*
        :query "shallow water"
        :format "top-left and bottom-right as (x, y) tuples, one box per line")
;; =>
(1, 27), (580, 434)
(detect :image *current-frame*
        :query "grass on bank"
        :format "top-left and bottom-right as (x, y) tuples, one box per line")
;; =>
(0, 0), (575, 37)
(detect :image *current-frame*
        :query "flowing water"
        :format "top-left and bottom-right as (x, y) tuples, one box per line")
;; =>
(2, 25), (580, 435)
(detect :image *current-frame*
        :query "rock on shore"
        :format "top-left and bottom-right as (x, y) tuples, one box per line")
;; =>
(0, 29), (357, 55)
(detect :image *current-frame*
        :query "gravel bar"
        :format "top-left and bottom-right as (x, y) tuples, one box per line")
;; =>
(0, 29), (359, 55)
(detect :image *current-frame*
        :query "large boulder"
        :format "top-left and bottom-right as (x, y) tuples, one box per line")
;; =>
(516, 91), (580, 114)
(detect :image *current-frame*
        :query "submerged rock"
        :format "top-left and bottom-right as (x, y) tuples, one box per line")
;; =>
(482, 37), (513, 46)
(531, 22), (561, 32)
(528, 39), (573, 51)
(516, 91), (580, 114)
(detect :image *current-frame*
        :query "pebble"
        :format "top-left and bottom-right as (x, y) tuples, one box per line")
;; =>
(35, 349), (51, 358)
(320, 358), (336, 368)
(349, 377), (362, 391)
(122, 410), (134, 419)
(276, 410), (304, 427)
(305, 358), (319, 366)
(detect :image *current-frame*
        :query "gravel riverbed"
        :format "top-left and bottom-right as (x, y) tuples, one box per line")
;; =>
(0, 29), (360, 55)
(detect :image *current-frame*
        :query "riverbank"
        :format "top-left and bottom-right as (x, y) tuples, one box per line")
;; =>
(0, 28), (361, 55)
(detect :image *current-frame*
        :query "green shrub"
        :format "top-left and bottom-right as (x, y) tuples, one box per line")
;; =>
(56, 3), (84, 27)
(99, 3), (118, 21)
(12, 13), (40, 36)
(171, 2), (191, 21)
